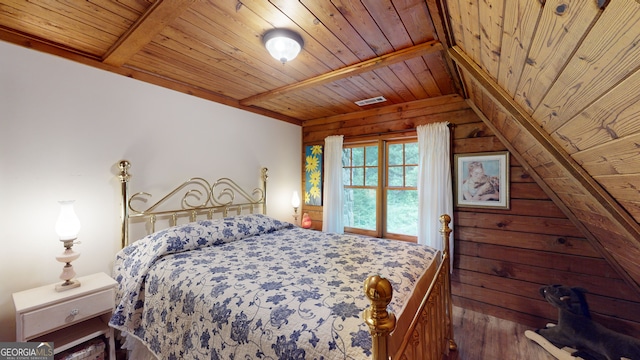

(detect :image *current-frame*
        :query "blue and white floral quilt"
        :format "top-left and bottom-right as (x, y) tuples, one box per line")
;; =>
(110, 214), (437, 360)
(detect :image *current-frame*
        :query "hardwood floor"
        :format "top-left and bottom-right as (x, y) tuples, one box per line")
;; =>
(449, 306), (556, 360)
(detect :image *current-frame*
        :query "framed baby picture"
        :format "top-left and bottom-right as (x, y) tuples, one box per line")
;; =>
(454, 151), (510, 209)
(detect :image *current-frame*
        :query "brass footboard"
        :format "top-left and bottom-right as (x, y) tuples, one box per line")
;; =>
(364, 214), (456, 360)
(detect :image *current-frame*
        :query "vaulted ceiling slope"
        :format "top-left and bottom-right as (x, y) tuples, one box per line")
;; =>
(444, 0), (640, 292)
(0, 0), (459, 124)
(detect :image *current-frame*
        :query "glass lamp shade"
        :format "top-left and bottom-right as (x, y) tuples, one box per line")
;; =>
(55, 200), (81, 241)
(263, 29), (303, 64)
(291, 191), (301, 208)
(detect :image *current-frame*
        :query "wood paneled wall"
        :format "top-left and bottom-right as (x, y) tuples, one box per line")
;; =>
(301, 95), (640, 337)
(453, 120), (640, 337)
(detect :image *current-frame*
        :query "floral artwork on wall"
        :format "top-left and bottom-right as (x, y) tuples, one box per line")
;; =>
(305, 145), (323, 206)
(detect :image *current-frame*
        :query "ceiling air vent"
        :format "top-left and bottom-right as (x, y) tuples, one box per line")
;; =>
(355, 96), (387, 106)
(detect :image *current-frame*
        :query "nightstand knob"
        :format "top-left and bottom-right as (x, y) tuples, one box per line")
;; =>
(70, 308), (79, 316)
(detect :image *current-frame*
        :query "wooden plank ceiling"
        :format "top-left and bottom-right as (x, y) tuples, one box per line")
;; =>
(444, 0), (640, 292)
(0, 0), (460, 124)
(2, 0), (640, 293)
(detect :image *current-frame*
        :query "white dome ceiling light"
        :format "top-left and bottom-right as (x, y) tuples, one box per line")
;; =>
(263, 29), (304, 64)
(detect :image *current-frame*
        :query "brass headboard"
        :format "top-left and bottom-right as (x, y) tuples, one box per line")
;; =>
(118, 160), (268, 248)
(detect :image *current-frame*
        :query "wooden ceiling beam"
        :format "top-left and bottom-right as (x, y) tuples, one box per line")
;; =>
(240, 40), (444, 106)
(425, 0), (465, 95)
(102, 0), (195, 67)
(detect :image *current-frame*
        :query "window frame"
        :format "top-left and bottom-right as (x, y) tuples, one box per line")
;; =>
(342, 137), (418, 242)
(342, 140), (382, 238)
(384, 139), (419, 242)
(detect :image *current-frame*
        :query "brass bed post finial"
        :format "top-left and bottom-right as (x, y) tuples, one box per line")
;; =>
(439, 213), (457, 352)
(119, 160), (131, 249)
(261, 167), (268, 214)
(439, 214), (452, 262)
(363, 275), (396, 360)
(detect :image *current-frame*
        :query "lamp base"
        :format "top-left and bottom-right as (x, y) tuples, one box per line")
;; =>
(55, 279), (81, 292)
(293, 207), (299, 225)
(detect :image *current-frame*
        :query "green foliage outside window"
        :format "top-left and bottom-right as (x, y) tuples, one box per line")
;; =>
(343, 141), (418, 237)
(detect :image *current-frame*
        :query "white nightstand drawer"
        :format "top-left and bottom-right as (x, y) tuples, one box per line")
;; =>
(21, 288), (114, 340)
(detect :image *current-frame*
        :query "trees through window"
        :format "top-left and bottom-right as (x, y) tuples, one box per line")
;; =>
(342, 139), (418, 241)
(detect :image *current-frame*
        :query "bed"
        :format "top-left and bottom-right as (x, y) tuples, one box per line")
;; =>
(109, 160), (456, 360)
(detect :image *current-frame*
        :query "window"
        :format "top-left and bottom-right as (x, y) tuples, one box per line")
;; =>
(386, 141), (419, 237)
(342, 139), (418, 241)
(343, 144), (379, 233)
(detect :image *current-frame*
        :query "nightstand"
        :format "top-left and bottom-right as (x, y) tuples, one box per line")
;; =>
(12, 272), (117, 360)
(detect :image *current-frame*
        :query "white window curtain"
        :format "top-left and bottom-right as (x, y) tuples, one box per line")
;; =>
(322, 135), (344, 233)
(417, 122), (453, 267)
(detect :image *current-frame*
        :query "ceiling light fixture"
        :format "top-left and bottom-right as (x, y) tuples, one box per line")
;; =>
(263, 29), (304, 64)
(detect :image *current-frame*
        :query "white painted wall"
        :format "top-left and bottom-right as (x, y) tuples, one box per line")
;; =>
(0, 40), (301, 341)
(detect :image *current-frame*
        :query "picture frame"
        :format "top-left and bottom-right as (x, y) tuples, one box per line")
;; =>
(304, 144), (323, 206)
(454, 151), (510, 209)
